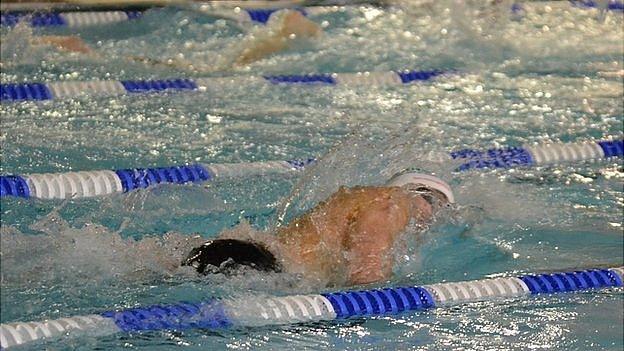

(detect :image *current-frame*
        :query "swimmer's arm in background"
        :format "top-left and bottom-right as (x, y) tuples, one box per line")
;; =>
(127, 10), (322, 72)
(24, 36), (189, 71)
(233, 9), (322, 67)
(124, 55), (213, 72)
(31, 35), (95, 55)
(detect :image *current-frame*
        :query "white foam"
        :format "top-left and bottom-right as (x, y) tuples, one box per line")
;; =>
(0, 213), (206, 285)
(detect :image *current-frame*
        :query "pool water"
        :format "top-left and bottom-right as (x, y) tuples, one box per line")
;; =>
(1, 1), (623, 350)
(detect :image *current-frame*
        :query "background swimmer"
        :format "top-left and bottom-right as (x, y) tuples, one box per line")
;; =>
(3, 9), (321, 71)
(232, 9), (322, 66)
(30, 35), (94, 54)
(184, 172), (453, 287)
(142, 8), (322, 71)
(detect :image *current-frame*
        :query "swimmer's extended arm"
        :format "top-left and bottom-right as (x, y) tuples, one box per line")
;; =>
(233, 9), (322, 66)
(125, 55), (215, 72)
(123, 10), (321, 72)
(31, 35), (94, 54)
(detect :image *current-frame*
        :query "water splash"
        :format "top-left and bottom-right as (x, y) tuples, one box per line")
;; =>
(0, 210), (206, 286)
(275, 124), (456, 227)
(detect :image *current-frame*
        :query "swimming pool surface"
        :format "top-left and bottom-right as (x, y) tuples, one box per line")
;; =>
(1, 1), (623, 350)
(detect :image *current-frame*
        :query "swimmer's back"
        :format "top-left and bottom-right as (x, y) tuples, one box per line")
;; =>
(276, 186), (414, 286)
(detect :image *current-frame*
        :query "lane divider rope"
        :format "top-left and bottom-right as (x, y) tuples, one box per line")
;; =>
(0, 10), (143, 27)
(1, 266), (621, 349)
(2, 1), (622, 28)
(0, 70), (446, 102)
(0, 6), (339, 28)
(0, 0), (312, 12)
(568, 0), (624, 11)
(1, 139), (621, 200)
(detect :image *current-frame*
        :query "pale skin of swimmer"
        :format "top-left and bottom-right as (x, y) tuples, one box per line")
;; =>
(218, 184), (443, 287)
(28, 10), (322, 70)
(277, 185), (437, 286)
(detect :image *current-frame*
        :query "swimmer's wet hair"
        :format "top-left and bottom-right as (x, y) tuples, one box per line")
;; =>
(182, 239), (280, 275)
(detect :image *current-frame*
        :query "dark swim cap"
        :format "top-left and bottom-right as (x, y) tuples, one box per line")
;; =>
(182, 239), (280, 275)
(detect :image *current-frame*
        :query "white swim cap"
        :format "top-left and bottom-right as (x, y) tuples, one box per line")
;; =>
(386, 172), (455, 203)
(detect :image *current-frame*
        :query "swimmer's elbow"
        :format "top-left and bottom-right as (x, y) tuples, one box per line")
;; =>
(234, 39), (287, 66)
(277, 10), (322, 39)
(309, 24), (323, 38)
(35, 35), (93, 54)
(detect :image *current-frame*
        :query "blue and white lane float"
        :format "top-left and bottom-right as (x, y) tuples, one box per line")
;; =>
(1, 139), (622, 200)
(0, 7), (323, 27)
(0, 266), (622, 349)
(0, 0), (356, 12)
(0, 10), (143, 27)
(569, 0), (624, 11)
(1, 0), (621, 28)
(198, 6), (337, 24)
(519, 0), (624, 12)
(0, 70), (446, 102)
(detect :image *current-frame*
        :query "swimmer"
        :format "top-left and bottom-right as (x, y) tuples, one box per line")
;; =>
(183, 172), (454, 287)
(30, 35), (94, 54)
(133, 9), (321, 71)
(231, 8), (321, 67)
(8, 9), (321, 71)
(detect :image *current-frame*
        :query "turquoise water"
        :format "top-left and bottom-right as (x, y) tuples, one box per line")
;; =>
(1, 1), (623, 350)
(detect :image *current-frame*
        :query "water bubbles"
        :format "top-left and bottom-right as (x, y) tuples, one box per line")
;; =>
(0, 2), (622, 349)
(464, 85), (484, 95)
(178, 18), (190, 27)
(362, 8), (384, 22)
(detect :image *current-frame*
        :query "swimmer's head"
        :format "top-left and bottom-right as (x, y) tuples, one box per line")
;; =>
(182, 239), (280, 275)
(386, 171), (455, 204)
